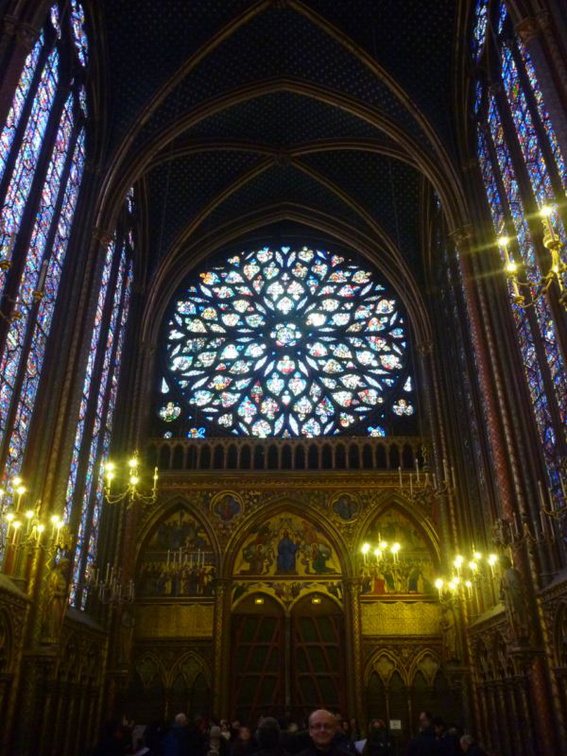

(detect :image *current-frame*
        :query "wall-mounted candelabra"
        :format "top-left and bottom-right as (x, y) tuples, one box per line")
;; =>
(0, 475), (68, 566)
(537, 460), (567, 523)
(435, 549), (499, 606)
(0, 257), (49, 322)
(499, 205), (567, 310)
(103, 451), (158, 508)
(397, 447), (457, 508)
(85, 562), (134, 605)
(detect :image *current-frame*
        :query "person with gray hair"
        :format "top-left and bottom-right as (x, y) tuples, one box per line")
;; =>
(296, 710), (351, 756)
(162, 713), (191, 756)
(459, 734), (487, 755)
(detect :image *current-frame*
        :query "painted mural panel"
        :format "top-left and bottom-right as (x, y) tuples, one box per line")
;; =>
(360, 510), (436, 597)
(137, 509), (215, 598)
(234, 514), (340, 577)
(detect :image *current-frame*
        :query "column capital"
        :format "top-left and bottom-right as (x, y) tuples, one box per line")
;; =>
(92, 227), (113, 247)
(449, 225), (474, 252)
(416, 340), (434, 357)
(15, 22), (40, 51)
(515, 16), (541, 45)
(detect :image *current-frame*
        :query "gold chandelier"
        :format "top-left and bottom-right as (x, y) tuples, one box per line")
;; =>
(0, 475), (67, 558)
(499, 205), (567, 310)
(103, 451), (158, 508)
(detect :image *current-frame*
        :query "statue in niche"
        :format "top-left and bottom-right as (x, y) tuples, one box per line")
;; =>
(41, 558), (71, 644)
(499, 555), (530, 645)
(441, 604), (461, 662)
(117, 605), (135, 664)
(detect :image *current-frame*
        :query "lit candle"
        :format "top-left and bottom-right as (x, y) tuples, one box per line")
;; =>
(537, 480), (546, 510)
(415, 458), (420, 483)
(398, 466), (402, 488)
(442, 458), (449, 482)
(37, 259), (48, 292)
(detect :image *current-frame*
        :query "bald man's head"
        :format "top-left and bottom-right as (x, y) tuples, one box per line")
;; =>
(308, 710), (336, 751)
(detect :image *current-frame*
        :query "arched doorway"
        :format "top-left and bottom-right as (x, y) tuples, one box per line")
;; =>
(231, 594), (286, 723)
(290, 594), (346, 723)
(230, 593), (345, 724)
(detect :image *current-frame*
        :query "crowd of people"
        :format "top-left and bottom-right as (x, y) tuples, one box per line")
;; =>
(90, 709), (487, 756)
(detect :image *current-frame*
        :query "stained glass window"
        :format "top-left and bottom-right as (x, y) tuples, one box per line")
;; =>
(0, 47), (58, 299)
(67, 198), (135, 609)
(161, 246), (415, 438)
(473, 1), (567, 510)
(472, 0), (489, 62)
(0, 4), (89, 566)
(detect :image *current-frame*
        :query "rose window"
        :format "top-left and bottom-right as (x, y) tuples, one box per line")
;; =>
(160, 246), (414, 437)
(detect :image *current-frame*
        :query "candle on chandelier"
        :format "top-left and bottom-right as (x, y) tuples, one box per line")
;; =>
(37, 259), (48, 292)
(537, 480), (546, 511)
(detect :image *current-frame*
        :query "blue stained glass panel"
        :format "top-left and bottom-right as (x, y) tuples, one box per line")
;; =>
(501, 45), (557, 206)
(518, 43), (567, 188)
(7, 129), (85, 478)
(472, 0), (489, 61)
(0, 49), (58, 298)
(70, 1), (88, 67)
(0, 34), (43, 181)
(0, 96), (76, 472)
(65, 240), (114, 522)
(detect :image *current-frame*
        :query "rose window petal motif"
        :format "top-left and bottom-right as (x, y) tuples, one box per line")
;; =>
(165, 246), (413, 437)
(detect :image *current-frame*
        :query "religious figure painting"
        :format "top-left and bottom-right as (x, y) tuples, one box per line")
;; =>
(360, 509), (436, 597)
(332, 493), (360, 521)
(235, 514), (340, 577)
(137, 509), (215, 598)
(212, 493), (241, 522)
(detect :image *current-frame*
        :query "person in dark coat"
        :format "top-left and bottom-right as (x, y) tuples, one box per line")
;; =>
(253, 717), (288, 756)
(432, 717), (458, 756)
(362, 719), (393, 756)
(405, 711), (436, 756)
(162, 713), (193, 756)
(296, 710), (352, 756)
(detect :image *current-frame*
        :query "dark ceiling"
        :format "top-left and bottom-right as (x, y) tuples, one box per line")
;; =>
(96, 0), (465, 300)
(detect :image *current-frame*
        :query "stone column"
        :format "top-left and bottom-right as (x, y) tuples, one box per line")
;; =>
(212, 578), (233, 717)
(342, 578), (365, 731)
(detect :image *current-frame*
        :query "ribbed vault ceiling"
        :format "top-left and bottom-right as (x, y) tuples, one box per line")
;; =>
(97, 0), (465, 315)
